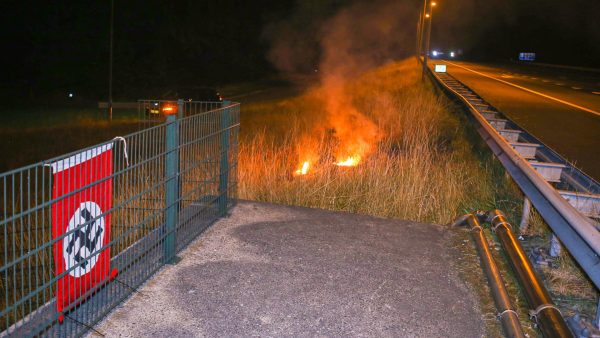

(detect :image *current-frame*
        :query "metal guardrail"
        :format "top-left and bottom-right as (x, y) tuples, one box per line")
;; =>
(0, 100), (239, 336)
(426, 66), (600, 290)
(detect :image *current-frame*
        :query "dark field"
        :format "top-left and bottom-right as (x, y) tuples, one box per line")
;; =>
(0, 108), (139, 172)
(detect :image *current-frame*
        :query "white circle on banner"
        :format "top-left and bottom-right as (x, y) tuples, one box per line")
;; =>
(63, 201), (106, 278)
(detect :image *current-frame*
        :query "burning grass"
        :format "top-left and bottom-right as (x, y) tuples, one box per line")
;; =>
(238, 59), (506, 224)
(238, 57), (599, 325)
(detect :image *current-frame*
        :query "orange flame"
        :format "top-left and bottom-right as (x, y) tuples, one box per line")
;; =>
(335, 155), (360, 167)
(292, 77), (381, 177)
(295, 161), (310, 175)
(323, 77), (382, 169)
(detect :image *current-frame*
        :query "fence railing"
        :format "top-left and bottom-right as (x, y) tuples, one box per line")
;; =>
(425, 65), (600, 290)
(0, 100), (239, 336)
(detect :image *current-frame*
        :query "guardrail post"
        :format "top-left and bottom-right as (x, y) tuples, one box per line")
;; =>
(519, 197), (531, 232)
(595, 299), (600, 329)
(218, 100), (231, 216)
(164, 102), (180, 263)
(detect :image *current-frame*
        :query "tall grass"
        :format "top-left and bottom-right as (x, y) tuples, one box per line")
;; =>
(235, 58), (600, 331)
(238, 58), (599, 313)
(238, 59), (508, 224)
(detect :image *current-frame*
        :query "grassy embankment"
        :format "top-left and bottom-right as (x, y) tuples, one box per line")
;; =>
(0, 58), (595, 332)
(238, 59), (517, 223)
(236, 58), (598, 330)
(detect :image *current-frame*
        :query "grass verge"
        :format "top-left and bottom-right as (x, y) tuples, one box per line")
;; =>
(238, 58), (517, 224)
(237, 57), (598, 334)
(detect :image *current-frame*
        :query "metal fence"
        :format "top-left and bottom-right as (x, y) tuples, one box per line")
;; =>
(138, 100), (225, 126)
(0, 100), (240, 336)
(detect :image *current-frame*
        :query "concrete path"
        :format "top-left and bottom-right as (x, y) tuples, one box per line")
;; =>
(92, 201), (484, 337)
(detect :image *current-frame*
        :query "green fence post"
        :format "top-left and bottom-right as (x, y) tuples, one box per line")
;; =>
(164, 101), (181, 263)
(177, 98), (184, 119)
(218, 101), (231, 216)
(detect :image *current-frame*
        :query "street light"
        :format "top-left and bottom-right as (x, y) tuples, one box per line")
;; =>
(416, 11), (423, 56)
(108, 0), (114, 121)
(418, 0), (428, 60)
(422, 0), (436, 77)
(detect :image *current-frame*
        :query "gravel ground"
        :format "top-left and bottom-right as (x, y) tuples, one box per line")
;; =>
(90, 201), (485, 337)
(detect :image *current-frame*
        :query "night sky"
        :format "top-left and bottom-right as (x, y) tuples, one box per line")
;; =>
(1, 0), (598, 105)
(432, 0), (600, 65)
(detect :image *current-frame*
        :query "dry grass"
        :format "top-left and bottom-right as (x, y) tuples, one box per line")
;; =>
(237, 58), (599, 319)
(520, 204), (598, 302)
(238, 59), (504, 224)
(1, 58), (596, 331)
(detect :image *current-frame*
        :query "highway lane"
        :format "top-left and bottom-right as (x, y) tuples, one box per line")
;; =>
(437, 60), (600, 181)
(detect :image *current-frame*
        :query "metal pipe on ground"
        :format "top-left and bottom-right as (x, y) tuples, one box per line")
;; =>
(452, 213), (525, 338)
(487, 209), (573, 338)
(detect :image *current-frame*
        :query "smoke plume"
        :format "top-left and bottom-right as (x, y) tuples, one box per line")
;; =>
(265, 0), (417, 167)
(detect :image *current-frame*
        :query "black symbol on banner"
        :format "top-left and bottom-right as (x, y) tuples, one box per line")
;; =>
(65, 208), (103, 269)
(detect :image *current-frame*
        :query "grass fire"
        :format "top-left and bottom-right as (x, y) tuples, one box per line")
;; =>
(238, 59), (509, 223)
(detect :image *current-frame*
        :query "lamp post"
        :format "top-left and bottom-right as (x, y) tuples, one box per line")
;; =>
(418, 0), (428, 59)
(421, 1), (436, 77)
(108, 0), (114, 121)
(416, 11), (422, 57)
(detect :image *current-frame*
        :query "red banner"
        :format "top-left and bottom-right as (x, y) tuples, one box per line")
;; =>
(51, 144), (117, 321)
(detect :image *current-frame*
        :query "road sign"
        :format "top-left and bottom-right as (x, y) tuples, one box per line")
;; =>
(519, 52), (536, 61)
(434, 64), (447, 73)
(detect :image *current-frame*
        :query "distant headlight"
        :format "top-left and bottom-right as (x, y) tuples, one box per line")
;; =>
(450, 51), (455, 58)
(432, 50), (438, 57)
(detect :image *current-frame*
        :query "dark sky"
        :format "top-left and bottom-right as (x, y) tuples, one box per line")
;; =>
(1, 0), (296, 103)
(1, 0), (598, 104)
(431, 0), (600, 65)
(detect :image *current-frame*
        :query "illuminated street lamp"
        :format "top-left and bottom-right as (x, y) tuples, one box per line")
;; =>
(425, 2), (435, 67)
(420, 1), (436, 77)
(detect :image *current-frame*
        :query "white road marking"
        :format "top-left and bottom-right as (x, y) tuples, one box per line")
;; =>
(571, 87), (581, 90)
(542, 79), (550, 82)
(555, 83), (564, 86)
(446, 61), (600, 117)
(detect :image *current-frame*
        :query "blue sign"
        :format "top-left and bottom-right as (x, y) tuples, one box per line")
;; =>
(519, 52), (536, 61)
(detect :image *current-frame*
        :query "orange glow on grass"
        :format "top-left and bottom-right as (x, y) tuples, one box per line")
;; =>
(294, 161), (311, 176)
(335, 155), (361, 167)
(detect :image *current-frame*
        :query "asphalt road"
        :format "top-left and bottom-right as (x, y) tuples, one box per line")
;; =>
(91, 201), (485, 337)
(437, 60), (600, 181)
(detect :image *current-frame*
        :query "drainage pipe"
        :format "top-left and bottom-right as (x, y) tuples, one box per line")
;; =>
(488, 210), (573, 338)
(452, 213), (525, 338)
